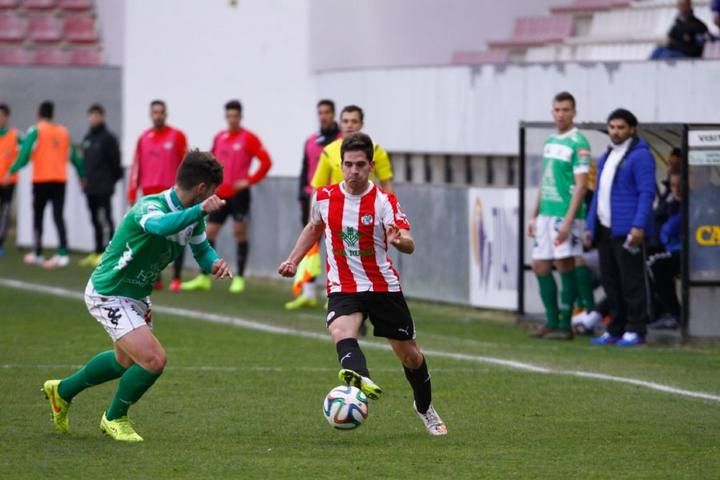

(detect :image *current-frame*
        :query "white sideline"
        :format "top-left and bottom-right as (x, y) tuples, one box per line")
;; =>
(2, 277), (719, 403)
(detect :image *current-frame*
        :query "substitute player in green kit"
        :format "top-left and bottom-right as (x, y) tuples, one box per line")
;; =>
(42, 151), (232, 442)
(527, 91), (590, 340)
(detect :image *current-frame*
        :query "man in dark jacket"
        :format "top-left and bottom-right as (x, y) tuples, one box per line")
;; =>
(585, 109), (656, 347)
(650, 0), (712, 59)
(80, 104), (122, 267)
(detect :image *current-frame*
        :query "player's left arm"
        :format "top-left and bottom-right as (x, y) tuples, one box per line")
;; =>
(70, 144), (87, 181)
(383, 193), (413, 254)
(247, 147), (272, 186)
(374, 145), (394, 194)
(556, 140), (590, 245)
(8, 126), (37, 174)
(189, 222), (232, 279)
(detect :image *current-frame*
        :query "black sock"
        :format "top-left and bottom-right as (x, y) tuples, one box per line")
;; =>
(404, 357), (432, 414)
(173, 252), (184, 280)
(336, 338), (369, 377)
(237, 241), (248, 277)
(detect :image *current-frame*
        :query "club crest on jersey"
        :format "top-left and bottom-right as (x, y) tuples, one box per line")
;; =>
(164, 141), (173, 150)
(232, 143), (242, 151)
(361, 214), (373, 226)
(340, 226), (362, 246)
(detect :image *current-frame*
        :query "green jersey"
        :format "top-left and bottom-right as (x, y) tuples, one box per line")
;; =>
(538, 127), (591, 219)
(91, 189), (219, 299)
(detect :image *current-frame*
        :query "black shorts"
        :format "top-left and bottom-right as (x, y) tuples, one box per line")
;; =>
(208, 189), (251, 224)
(327, 291), (415, 341)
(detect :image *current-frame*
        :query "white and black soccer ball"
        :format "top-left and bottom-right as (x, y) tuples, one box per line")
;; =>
(322, 385), (369, 430)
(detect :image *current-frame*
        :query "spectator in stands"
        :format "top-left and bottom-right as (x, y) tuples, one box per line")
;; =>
(4, 101), (85, 269)
(79, 103), (122, 268)
(127, 100), (188, 291)
(647, 172), (682, 330)
(585, 108), (655, 347)
(0, 104), (22, 258)
(284, 99), (341, 310)
(651, 148), (682, 250)
(650, 0), (712, 59)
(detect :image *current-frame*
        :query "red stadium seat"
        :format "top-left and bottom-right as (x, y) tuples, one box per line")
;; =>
(27, 15), (63, 42)
(0, 12), (26, 42)
(0, 45), (33, 64)
(703, 41), (720, 59)
(34, 45), (69, 65)
(58, 0), (92, 10)
(450, 50), (510, 65)
(64, 14), (97, 43)
(22, 0), (58, 9)
(70, 45), (101, 65)
(0, 0), (20, 9)
(488, 15), (575, 49)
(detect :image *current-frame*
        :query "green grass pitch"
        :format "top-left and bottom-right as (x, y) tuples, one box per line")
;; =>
(1, 250), (719, 479)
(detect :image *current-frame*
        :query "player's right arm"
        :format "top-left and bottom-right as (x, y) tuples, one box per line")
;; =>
(278, 193), (325, 277)
(127, 137), (143, 204)
(310, 149), (332, 189)
(527, 187), (542, 238)
(139, 195), (226, 237)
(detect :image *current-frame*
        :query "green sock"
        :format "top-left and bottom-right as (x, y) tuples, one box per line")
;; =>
(106, 364), (161, 420)
(559, 270), (577, 331)
(58, 247), (68, 256)
(536, 273), (559, 329)
(58, 350), (126, 402)
(575, 265), (595, 311)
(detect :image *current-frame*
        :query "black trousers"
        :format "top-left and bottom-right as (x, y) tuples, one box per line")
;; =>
(33, 182), (67, 256)
(86, 193), (115, 253)
(596, 225), (650, 336)
(648, 251), (681, 318)
(0, 184), (15, 247)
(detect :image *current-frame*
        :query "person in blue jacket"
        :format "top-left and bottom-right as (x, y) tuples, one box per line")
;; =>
(584, 109), (656, 346)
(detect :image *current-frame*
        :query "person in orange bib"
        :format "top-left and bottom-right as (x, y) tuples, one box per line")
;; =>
(5, 101), (85, 269)
(0, 103), (23, 258)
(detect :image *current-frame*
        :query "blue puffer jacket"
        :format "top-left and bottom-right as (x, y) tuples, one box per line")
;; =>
(586, 137), (656, 239)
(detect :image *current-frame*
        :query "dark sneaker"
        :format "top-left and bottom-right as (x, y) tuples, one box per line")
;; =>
(543, 329), (574, 340)
(529, 326), (552, 338)
(648, 315), (679, 330)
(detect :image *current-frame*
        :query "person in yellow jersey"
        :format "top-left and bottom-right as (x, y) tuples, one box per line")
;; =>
(3, 101), (85, 269)
(0, 104), (23, 258)
(311, 105), (394, 194)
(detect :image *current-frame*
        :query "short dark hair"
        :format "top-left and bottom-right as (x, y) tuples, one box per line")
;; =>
(225, 99), (242, 113)
(670, 147), (682, 157)
(553, 91), (576, 108)
(317, 99), (335, 112)
(607, 108), (638, 128)
(150, 99), (166, 109)
(38, 101), (54, 119)
(340, 132), (374, 163)
(340, 105), (364, 122)
(0, 104), (10, 116)
(87, 103), (104, 115)
(176, 150), (224, 190)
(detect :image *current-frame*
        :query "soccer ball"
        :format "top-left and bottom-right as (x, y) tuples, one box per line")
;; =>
(322, 385), (369, 430)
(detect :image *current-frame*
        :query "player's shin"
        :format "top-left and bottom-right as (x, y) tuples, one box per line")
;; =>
(536, 273), (560, 329)
(105, 364), (161, 420)
(403, 356), (432, 414)
(58, 350), (127, 402)
(574, 265), (595, 310)
(236, 241), (248, 277)
(336, 338), (370, 377)
(559, 270), (577, 330)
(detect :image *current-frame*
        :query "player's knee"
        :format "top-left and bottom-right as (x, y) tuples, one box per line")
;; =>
(397, 344), (423, 369)
(145, 350), (167, 374)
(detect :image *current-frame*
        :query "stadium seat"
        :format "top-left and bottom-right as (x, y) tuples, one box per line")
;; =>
(0, 45), (33, 64)
(70, 45), (101, 65)
(63, 14), (97, 43)
(488, 15), (575, 50)
(703, 41), (720, 59)
(550, 0), (630, 15)
(450, 49), (510, 65)
(27, 15), (63, 42)
(34, 45), (68, 65)
(22, 0), (58, 9)
(0, 12), (26, 42)
(0, 0), (20, 9)
(58, 0), (92, 10)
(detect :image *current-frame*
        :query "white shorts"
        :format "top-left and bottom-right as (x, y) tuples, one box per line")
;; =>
(531, 215), (584, 260)
(85, 280), (153, 342)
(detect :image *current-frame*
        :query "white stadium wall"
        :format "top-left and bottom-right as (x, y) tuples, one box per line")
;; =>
(121, 0), (317, 177)
(316, 60), (720, 156)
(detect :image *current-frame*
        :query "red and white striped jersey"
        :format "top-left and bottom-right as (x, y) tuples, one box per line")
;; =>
(311, 182), (411, 294)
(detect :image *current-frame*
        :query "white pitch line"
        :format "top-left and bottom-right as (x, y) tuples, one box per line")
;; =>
(2, 277), (719, 403)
